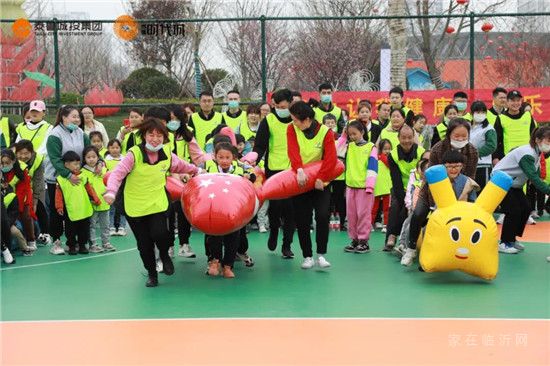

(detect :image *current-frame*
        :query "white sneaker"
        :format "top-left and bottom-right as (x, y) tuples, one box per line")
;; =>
(2, 248), (14, 264)
(317, 256), (331, 268)
(49, 241), (65, 255)
(527, 216), (536, 225)
(117, 227), (127, 236)
(375, 222), (383, 229)
(401, 248), (417, 266)
(496, 214), (505, 225)
(547, 256), (550, 262)
(168, 246), (175, 258)
(178, 244), (196, 258)
(27, 241), (37, 251)
(301, 257), (315, 269)
(102, 243), (116, 252)
(530, 211), (540, 219)
(498, 242), (519, 254)
(109, 227), (117, 236)
(513, 242), (525, 251)
(156, 258), (163, 272)
(258, 225), (267, 233)
(89, 244), (104, 253)
(381, 227), (387, 233)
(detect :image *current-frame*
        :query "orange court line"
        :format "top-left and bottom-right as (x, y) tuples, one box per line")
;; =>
(501, 221), (550, 243)
(1, 318), (548, 365)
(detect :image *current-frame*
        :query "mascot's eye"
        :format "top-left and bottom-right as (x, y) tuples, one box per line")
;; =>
(471, 229), (482, 244)
(449, 226), (460, 242)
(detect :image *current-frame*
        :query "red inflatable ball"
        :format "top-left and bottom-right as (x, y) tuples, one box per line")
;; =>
(258, 160), (345, 201)
(181, 173), (259, 235)
(84, 84), (124, 117)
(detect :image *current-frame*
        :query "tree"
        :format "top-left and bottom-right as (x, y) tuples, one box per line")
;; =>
(388, 0), (408, 89)
(200, 68), (229, 91)
(285, 0), (384, 91)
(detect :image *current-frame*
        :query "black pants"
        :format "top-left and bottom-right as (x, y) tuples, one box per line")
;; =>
(268, 198), (295, 249)
(206, 230), (239, 267)
(238, 226), (248, 255)
(168, 201), (191, 246)
(1, 198), (11, 248)
(407, 199), (431, 249)
(329, 180), (346, 225)
(526, 182), (546, 214)
(35, 200), (49, 235)
(386, 194), (408, 239)
(292, 189), (331, 258)
(127, 211), (171, 276)
(475, 166), (492, 193)
(47, 183), (64, 241)
(64, 216), (90, 248)
(500, 188), (531, 243)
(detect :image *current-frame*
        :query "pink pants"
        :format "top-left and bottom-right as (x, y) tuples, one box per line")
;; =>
(346, 187), (374, 241)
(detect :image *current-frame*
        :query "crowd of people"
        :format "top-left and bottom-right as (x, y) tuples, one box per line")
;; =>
(1, 84), (549, 287)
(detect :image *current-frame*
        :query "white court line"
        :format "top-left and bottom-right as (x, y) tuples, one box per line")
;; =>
(0, 248), (136, 271)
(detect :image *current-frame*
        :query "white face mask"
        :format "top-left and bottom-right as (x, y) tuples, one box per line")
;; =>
(539, 143), (550, 153)
(450, 139), (468, 149)
(473, 113), (486, 123)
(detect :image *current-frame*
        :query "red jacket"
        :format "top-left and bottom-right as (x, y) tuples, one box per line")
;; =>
(5, 169), (35, 218)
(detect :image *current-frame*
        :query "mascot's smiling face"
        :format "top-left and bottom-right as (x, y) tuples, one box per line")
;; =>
(419, 165), (512, 281)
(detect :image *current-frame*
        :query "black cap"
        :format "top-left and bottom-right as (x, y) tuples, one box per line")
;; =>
(507, 90), (522, 99)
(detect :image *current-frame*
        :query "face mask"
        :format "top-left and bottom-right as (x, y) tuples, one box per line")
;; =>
(539, 143), (550, 153)
(320, 94), (332, 104)
(275, 108), (290, 118)
(473, 113), (486, 123)
(66, 123), (78, 132)
(167, 120), (180, 131)
(450, 139), (468, 149)
(455, 102), (467, 112)
(1, 165), (13, 173)
(145, 143), (164, 152)
(24, 118), (32, 124)
(227, 100), (239, 109)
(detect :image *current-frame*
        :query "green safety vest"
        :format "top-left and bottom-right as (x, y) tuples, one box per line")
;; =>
(294, 124), (329, 165)
(15, 122), (51, 151)
(266, 114), (290, 171)
(461, 112), (472, 122)
(379, 127), (400, 151)
(435, 122), (448, 140)
(119, 127), (142, 155)
(1, 117), (11, 148)
(192, 112), (223, 149)
(401, 106), (412, 118)
(487, 108), (498, 126)
(205, 159), (244, 176)
(500, 112), (533, 154)
(239, 120), (257, 141)
(390, 145), (425, 188)
(105, 156), (122, 171)
(3, 192), (16, 207)
(80, 167), (110, 212)
(314, 105), (342, 124)
(374, 158), (392, 196)
(545, 157), (550, 185)
(345, 141), (374, 188)
(99, 147), (107, 158)
(223, 110), (247, 131)
(124, 145), (171, 218)
(56, 174), (94, 221)
(7, 161), (27, 190)
(26, 153), (44, 178)
(174, 139), (190, 162)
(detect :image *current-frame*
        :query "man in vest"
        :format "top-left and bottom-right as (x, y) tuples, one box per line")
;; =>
(222, 90), (247, 131)
(253, 88), (296, 259)
(452, 91), (472, 121)
(15, 100), (52, 155)
(188, 91), (225, 149)
(494, 90), (537, 163)
(314, 83), (346, 134)
(373, 101), (391, 129)
(389, 86), (414, 126)
(0, 111), (17, 150)
(487, 87), (507, 125)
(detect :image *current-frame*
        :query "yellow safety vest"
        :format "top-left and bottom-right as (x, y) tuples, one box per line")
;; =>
(124, 145), (171, 218)
(1, 117), (11, 148)
(120, 127), (142, 155)
(345, 141), (374, 188)
(26, 153), (44, 178)
(314, 105), (342, 124)
(461, 112), (472, 122)
(7, 161), (27, 190)
(294, 124), (329, 165)
(80, 167), (110, 212)
(205, 160), (244, 176)
(3, 192), (16, 207)
(56, 175), (94, 221)
(374, 158), (392, 196)
(390, 146), (425, 188)
(379, 127), (400, 151)
(487, 108), (498, 126)
(223, 110), (247, 131)
(105, 156), (123, 171)
(15, 122), (50, 151)
(435, 122), (448, 140)
(239, 120), (257, 141)
(266, 114), (290, 171)
(192, 112), (223, 149)
(500, 111), (533, 154)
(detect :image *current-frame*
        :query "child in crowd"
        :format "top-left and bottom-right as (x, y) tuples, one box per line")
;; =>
(325, 113), (346, 231)
(1, 182), (34, 255)
(372, 139), (392, 232)
(89, 131), (107, 158)
(104, 139), (127, 236)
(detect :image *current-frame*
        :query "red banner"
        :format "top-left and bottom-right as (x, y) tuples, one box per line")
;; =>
(283, 88), (550, 124)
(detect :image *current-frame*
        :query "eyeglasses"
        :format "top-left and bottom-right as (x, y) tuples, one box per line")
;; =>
(445, 164), (463, 170)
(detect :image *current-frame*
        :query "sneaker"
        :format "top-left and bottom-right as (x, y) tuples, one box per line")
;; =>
(162, 256), (174, 275)
(168, 246), (175, 258)
(68, 246), (78, 255)
(496, 214), (505, 225)
(156, 258), (164, 273)
(78, 244), (89, 254)
(109, 227), (117, 236)
(547, 256), (550, 262)
(375, 222), (383, 229)
(282, 248), (294, 259)
(301, 257), (315, 269)
(22, 249), (34, 257)
(117, 227), (127, 236)
(344, 240), (359, 253)
(498, 242), (519, 254)
(37, 233), (52, 246)
(49, 241), (65, 255)
(146, 274), (158, 287)
(355, 241), (370, 254)
(222, 265), (235, 278)
(2, 248), (15, 264)
(530, 211), (540, 219)
(393, 243), (406, 257)
(267, 232), (278, 251)
(317, 256), (331, 268)
(527, 216), (536, 225)
(512, 241), (525, 251)
(400, 248), (417, 266)
(383, 235), (396, 252)
(89, 244), (104, 253)
(178, 244), (196, 258)
(27, 241), (37, 251)
(102, 243), (116, 252)
(236, 253), (254, 267)
(381, 227), (387, 233)
(258, 225), (267, 233)
(208, 259), (220, 276)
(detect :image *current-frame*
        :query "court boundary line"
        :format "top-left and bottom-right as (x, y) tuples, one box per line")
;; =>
(1, 317), (548, 324)
(0, 248), (136, 271)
